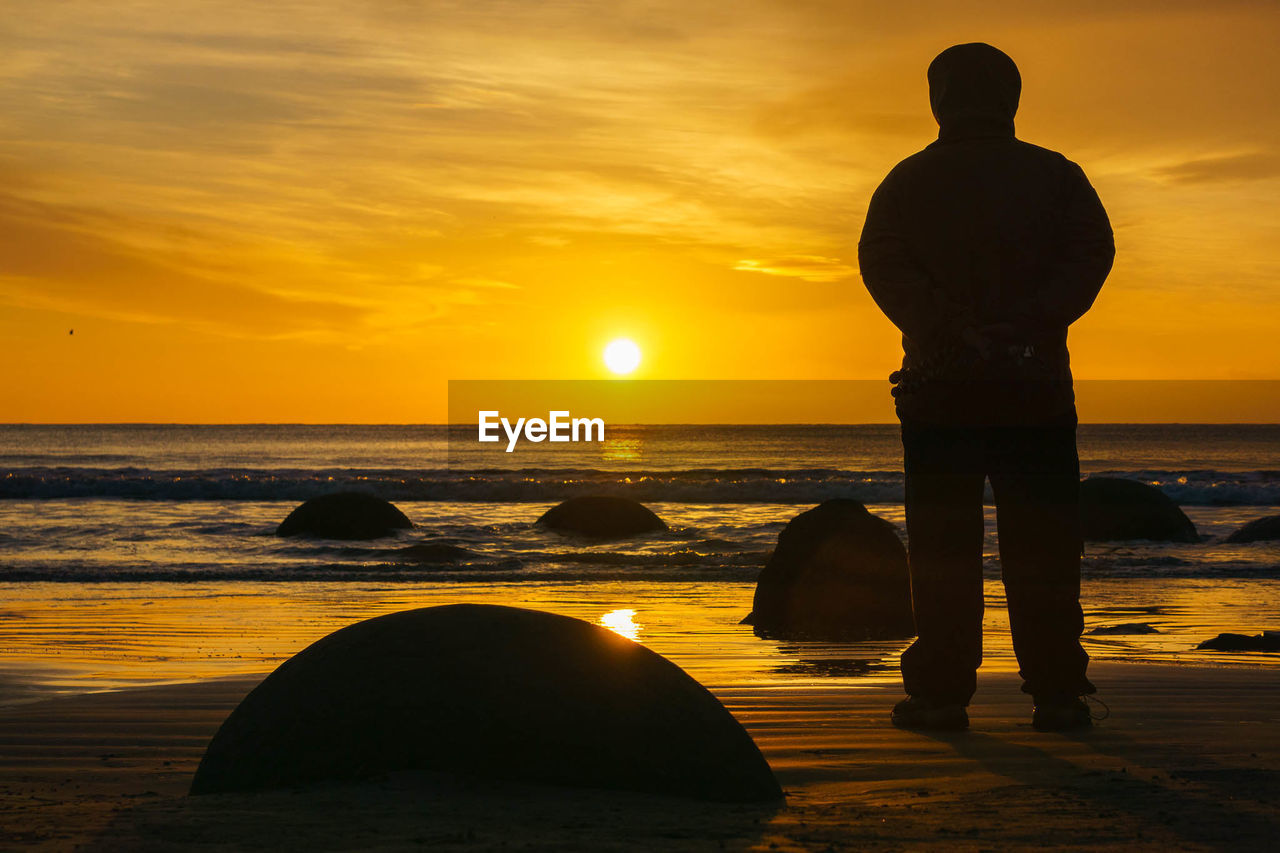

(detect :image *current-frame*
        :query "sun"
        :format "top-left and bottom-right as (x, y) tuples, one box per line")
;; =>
(603, 338), (641, 375)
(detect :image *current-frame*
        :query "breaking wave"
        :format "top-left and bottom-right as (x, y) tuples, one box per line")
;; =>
(4, 466), (1280, 505)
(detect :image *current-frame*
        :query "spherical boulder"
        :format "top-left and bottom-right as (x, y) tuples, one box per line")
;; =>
(1079, 478), (1198, 543)
(1225, 514), (1280, 544)
(743, 499), (914, 640)
(535, 496), (667, 538)
(190, 604), (781, 802)
(276, 492), (412, 540)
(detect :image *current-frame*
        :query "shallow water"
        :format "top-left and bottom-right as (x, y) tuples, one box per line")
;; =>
(1, 500), (1278, 582)
(2, 576), (1277, 706)
(1, 424), (1277, 704)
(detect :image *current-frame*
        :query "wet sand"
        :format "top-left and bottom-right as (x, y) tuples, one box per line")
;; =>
(1, 661), (1276, 851)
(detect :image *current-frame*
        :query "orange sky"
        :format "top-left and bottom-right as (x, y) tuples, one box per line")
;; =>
(1, 1), (1278, 422)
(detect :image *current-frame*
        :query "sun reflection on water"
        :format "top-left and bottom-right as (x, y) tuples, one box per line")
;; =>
(599, 608), (641, 641)
(601, 437), (642, 463)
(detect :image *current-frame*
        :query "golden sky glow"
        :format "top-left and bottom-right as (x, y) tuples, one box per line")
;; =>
(1, 1), (1278, 421)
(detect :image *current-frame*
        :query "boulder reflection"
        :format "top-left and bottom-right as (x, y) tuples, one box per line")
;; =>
(771, 641), (903, 679)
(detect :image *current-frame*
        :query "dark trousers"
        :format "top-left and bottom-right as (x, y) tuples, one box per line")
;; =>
(899, 421), (1094, 705)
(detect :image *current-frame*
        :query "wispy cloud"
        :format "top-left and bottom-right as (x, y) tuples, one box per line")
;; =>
(0, 192), (368, 337)
(734, 255), (855, 283)
(455, 277), (521, 290)
(1155, 151), (1280, 184)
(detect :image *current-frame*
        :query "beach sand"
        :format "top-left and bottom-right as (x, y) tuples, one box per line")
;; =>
(1, 662), (1276, 851)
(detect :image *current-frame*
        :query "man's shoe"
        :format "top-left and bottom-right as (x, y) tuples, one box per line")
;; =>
(1031, 696), (1092, 731)
(891, 696), (969, 731)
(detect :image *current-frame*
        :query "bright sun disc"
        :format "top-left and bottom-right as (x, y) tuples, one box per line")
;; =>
(603, 338), (641, 375)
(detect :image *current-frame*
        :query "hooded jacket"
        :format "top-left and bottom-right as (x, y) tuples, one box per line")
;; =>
(858, 43), (1114, 426)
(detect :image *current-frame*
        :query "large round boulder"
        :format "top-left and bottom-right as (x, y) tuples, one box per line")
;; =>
(535, 496), (667, 538)
(276, 492), (412, 540)
(1079, 478), (1198, 543)
(1225, 514), (1280, 544)
(743, 500), (914, 640)
(190, 604), (781, 802)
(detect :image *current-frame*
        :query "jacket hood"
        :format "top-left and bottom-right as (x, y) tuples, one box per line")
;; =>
(927, 43), (1020, 141)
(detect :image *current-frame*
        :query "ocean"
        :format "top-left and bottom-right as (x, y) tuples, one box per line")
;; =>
(1, 423), (1277, 703)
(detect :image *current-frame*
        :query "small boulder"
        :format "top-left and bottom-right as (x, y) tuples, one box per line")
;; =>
(1225, 515), (1280, 544)
(276, 492), (412, 540)
(1079, 478), (1198, 543)
(743, 500), (914, 640)
(190, 604), (780, 802)
(536, 496), (667, 538)
(394, 542), (475, 563)
(1196, 631), (1280, 652)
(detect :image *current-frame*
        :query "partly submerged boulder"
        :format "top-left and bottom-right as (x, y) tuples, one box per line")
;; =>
(1195, 631), (1280, 652)
(394, 541), (475, 563)
(1086, 623), (1160, 636)
(190, 604), (780, 802)
(391, 542), (519, 572)
(743, 500), (914, 640)
(1225, 514), (1280, 544)
(1079, 478), (1198, 543)
(535, 496), (667, 538)
(276, 492), (412, 540)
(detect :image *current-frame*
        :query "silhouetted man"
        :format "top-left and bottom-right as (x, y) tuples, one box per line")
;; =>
(859, 43), (1114, 731)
